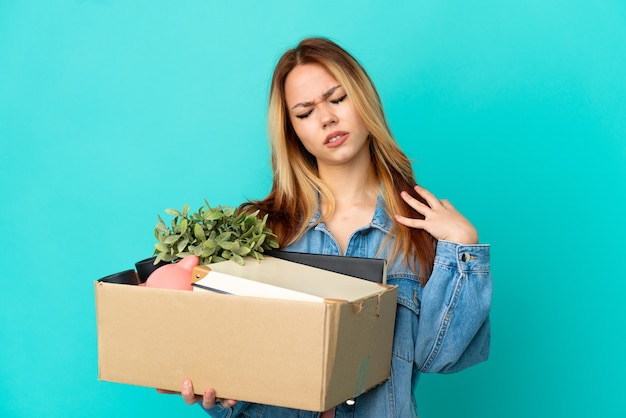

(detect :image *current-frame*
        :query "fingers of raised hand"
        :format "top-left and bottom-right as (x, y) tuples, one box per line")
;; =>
(394, 214), (427, 230)
(400, 191), (430, 216)
(413, 184), (440, 208)
(396, 187), (478, 243)
(439, 198), (457, 212)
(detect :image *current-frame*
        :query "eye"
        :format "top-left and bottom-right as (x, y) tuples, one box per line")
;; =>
(330, 94), (347, 104)
(295, 109), (313, 119)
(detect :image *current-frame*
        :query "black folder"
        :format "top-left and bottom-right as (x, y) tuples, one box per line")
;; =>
(266, 250), (387, 284)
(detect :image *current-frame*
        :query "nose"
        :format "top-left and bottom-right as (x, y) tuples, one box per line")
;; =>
(318, 104), (337, 128)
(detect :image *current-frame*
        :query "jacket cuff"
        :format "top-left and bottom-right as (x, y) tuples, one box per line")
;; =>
(435, 240), (490, 273)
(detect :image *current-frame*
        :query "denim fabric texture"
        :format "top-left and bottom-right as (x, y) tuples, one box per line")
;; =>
(201, 199), (492, 418)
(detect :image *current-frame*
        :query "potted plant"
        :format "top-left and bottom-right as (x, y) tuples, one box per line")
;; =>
(153, 199), (279, 266)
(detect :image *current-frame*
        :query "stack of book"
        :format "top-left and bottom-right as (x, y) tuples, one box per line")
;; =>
(191, 251), (387, 302)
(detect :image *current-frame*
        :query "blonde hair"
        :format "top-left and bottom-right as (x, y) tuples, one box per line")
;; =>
(241, 37), (435, 283)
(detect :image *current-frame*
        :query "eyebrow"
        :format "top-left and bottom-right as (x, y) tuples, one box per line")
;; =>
(291, 85), (342, 110)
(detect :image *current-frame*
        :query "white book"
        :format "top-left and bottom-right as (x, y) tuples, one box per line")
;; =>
(193, 270), (325, 302)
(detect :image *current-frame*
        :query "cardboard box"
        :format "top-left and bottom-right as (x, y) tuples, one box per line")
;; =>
(95, 256), (397, 412)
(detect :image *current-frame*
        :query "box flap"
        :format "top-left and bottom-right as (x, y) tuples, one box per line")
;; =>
(322, 286), (398, 407)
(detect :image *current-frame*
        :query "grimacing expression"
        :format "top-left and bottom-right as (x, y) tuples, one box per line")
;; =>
(284, 63), (370, 169)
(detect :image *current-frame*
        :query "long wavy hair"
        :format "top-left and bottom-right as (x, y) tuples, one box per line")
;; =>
(240, 37), (436, 284)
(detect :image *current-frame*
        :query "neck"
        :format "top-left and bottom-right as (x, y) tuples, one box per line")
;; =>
(317, 156), (379, 207)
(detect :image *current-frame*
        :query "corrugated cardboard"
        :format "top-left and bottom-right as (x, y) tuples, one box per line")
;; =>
(95, 256), (397, 412)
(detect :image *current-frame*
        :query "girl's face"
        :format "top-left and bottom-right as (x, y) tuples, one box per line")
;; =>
(284, 63), (370, 170)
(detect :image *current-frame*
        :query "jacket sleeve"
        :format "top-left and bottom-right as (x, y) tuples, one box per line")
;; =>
(415, 241), (492, 373)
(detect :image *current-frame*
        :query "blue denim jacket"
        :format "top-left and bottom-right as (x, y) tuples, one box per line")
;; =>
(201, 200), (492, 417)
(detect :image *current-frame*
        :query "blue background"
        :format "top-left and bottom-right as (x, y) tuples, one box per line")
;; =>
(1, 1), (625, 417)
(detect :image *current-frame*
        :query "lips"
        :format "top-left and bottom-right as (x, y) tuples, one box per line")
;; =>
(324, 131), (348, 148)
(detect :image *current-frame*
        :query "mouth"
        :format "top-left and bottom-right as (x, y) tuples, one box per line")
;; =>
(325, 131), (348, 145)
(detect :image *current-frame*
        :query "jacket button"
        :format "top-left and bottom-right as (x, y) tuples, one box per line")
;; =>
(345, 398), (356, 406)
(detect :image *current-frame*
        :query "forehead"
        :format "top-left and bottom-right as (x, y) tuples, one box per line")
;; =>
(284, 63), (340, 105)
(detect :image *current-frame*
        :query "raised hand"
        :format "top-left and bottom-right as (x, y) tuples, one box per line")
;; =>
(394, 185), (478, 245)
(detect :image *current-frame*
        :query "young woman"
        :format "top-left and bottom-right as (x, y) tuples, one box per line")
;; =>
(174, 37), (492, 417)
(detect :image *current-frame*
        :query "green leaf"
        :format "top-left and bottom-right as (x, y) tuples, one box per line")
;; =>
(219, 241), (234, 250)
(254, 234), (265, 249)
(206, 211), (224, 221)
(164, 234), (181, 244)
(236, 245), (251, 256)
(253, 251), (264, 261)
(240, 224), (255, 239)
(165, 208), (182, 217)
(177, 237), (189, 253)
(155, 215), (169, 233)
(177, 219), (189, 234)
(232, 254), (244, 265)
(162, 253), (176, 262)
(235, 212), (247, 224)
(194, 223), (206, 241)
(202, 238), (217, 249)
(216, 231), (232, 242)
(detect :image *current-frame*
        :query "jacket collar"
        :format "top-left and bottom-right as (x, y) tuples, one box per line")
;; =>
(307, 195), (392, 234)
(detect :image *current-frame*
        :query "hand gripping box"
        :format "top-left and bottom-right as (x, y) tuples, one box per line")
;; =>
(95, 256), (397, 412)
